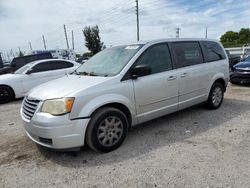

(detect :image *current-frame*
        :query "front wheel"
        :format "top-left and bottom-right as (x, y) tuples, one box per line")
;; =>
(86, 107), (129, 153)
(206, 82), (224, 109)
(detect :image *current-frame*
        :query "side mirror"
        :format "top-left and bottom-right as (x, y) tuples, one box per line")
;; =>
(26, 69), (33, 75)
(11, 63), (16, 68)
(131, 64), (152, 79)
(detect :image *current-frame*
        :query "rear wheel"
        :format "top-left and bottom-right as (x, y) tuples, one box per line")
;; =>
(0, 86), (14, 104)
(86, 107), (129, 153)
(206, 82), (224, 109)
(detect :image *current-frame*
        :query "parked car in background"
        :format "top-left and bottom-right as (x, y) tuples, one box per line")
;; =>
(3, 61), (11, 67)
(0, 53), (53, 75)
(230, 55), (250, 84)
(76, 57), (89, 64)
(21, 38), (229, 153)
(225, 50), (241, 69)
(31, 49), (76, 61)
(0, 59), (80, 103)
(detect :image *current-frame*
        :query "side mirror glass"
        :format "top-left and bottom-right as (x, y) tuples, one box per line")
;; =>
(131, 64), (152, 79)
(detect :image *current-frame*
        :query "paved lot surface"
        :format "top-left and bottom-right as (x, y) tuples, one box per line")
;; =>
(0, 84), (250, 188)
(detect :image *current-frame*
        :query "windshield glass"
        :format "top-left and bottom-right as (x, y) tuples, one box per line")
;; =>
(74, 45), (143, 76)
(244, 56), (250, 62)
(14, 63), (33, 74)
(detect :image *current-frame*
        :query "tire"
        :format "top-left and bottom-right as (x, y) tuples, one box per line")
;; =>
(0, 86), (14, 104)
(86, 107), (129, 153)
(206, 82), (224, 109)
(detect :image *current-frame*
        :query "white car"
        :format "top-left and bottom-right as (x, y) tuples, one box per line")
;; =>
(0, 59), (80, 103)
(21, 39), (229, 152)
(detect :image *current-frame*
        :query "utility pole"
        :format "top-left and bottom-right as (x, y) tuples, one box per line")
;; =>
(176, 28), (180, 38)
(135, 0), (140, 41)
(42, 35), (47, 50)
(205, 27), (208, 39)
(64, 24), (69, 49)
(10, 49), (15, 58)
(29, 42), (33, 51)
(71, 30), (75, 50)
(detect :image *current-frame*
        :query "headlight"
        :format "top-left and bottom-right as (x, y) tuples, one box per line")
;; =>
(41, 98), (75, 115)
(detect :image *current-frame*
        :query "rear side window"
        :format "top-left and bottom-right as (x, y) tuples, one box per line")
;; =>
(50, 61), (73, 70)
(201, 41), (226, 62)
(31, 62), (52, 73)
(134, 43), (173, 74)
(172, 42), (203, 68)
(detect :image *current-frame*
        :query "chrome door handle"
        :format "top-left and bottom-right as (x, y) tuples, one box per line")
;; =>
(167, 76), (177, 81)
(180, 73), (188, 78)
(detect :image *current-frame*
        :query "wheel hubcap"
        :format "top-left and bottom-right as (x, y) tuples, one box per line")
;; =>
(0, 89), (9, 101)
(212, 87), (222, 106)
(97, 116), (123, 147)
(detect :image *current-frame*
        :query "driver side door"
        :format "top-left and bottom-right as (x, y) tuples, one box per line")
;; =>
(132, 43), (179, 123)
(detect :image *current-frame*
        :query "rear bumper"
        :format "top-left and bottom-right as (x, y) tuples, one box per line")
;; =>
(21, 110), (90, 149)
(230, 72), (250, 83)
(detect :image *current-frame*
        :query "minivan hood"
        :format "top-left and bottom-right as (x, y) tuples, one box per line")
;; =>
(28, 75), (110, 100)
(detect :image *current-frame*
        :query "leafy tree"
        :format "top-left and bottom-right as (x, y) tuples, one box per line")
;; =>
(238, 28), (250, 45)
(82, 52), (93, 58)
(220, 28), (250, 47)
(83, 25), (104, 55)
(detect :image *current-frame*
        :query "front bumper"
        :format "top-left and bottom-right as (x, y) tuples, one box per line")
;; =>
(21, 108), (90, 149)
(230, 71), (250, 83)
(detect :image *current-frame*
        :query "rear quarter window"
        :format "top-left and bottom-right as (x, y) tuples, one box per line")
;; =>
(50, 61), (74, 70)
(201, 41), (226, 62)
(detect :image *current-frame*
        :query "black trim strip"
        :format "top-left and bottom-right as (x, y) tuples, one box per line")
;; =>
(71, 116), (91, 120)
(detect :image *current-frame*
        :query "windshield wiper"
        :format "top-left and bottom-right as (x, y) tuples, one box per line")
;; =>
(78, 71), (98, 76)
(70, 70), (78, 75)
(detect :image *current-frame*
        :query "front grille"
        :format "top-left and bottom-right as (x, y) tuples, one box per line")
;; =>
(39, 137), (53, 145)
(236, 68), (250, 73)
(22, 97), (40, 120)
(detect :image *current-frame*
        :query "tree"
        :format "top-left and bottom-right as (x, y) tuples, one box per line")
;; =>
(83, 25), (104, 55)
(220, 28), (250, 47)
(238, 28), (250, 45)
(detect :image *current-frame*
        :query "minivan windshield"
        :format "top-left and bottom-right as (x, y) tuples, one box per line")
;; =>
(74, 45), (143, 76)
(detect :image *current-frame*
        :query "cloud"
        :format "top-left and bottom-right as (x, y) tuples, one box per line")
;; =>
(0, 0), (250, 59)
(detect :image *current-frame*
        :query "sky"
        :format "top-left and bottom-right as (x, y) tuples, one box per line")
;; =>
(0, 0), (250, 60)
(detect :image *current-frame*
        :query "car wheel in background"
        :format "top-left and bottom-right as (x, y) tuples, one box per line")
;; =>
(86, 107), (129, 153)
(0, 86), (14, 104)
(206, 82), (224, 109)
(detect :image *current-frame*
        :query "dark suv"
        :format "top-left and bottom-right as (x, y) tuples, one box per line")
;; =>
(0, 53), (53, 75)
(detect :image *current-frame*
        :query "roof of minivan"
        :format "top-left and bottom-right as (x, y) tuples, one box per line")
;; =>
(129, 38), (219, 46)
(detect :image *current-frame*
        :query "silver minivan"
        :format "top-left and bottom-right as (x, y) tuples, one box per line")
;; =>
(21, 38), (229, 152)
